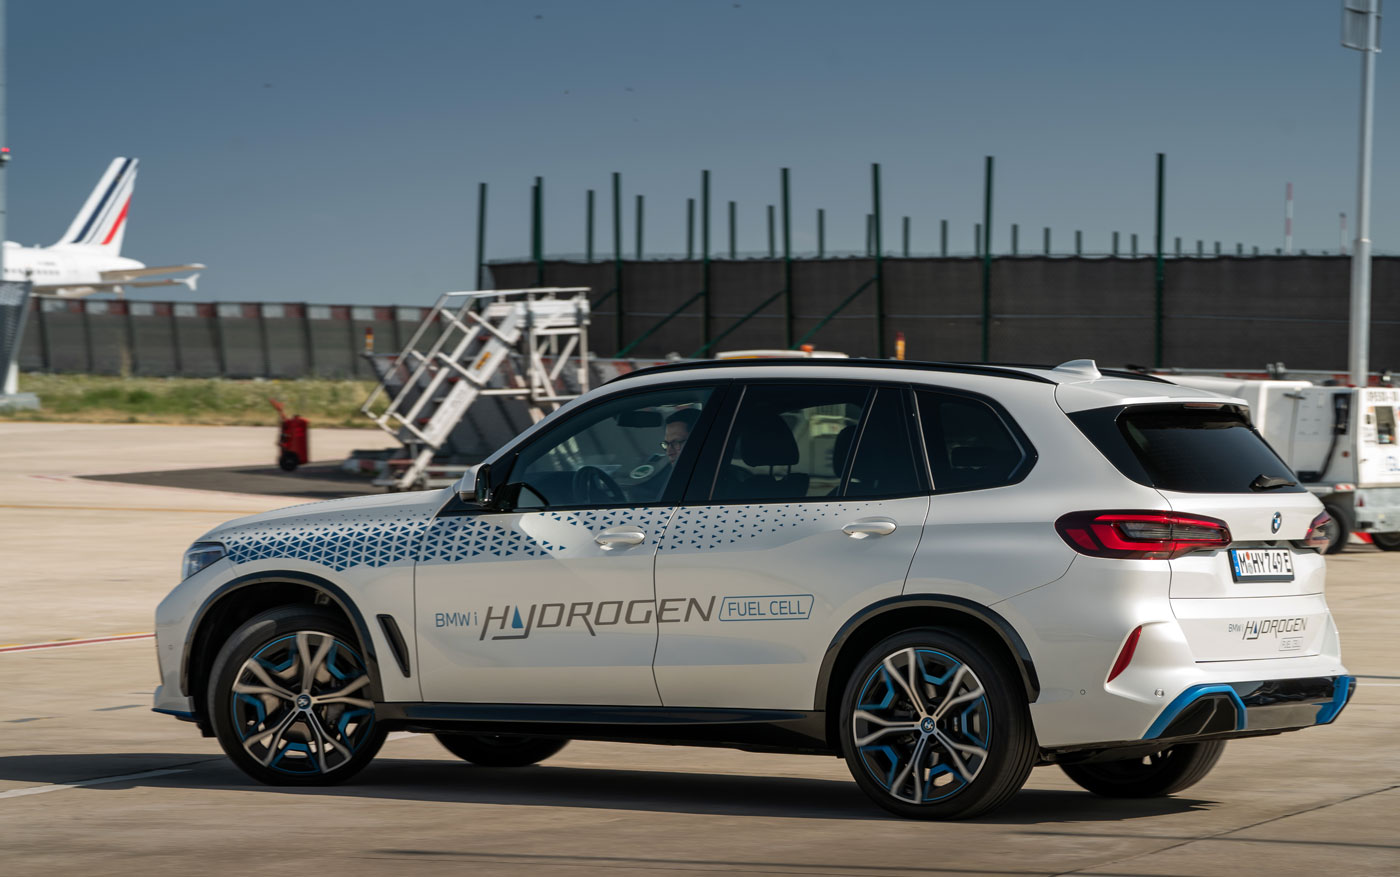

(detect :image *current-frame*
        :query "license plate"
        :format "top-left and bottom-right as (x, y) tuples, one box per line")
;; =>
(1229, 548), (1295, 582)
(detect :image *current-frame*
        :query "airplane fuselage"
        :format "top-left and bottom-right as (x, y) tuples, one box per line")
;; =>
(2, 241), (145, 294)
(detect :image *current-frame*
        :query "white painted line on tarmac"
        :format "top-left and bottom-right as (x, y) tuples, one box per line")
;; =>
(0, 633), (154, 654)
(0, 768), (189, 800)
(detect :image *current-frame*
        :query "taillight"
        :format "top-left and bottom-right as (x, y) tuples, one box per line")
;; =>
(1296, 511), (1332, 553)
(1055, 511), (1232, 560)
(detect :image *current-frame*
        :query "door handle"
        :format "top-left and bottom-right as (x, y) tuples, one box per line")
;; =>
(842, 518), (897, 539)
(595, 526), (647, 547)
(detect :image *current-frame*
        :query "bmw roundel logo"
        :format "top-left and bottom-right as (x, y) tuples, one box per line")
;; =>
(1271, 512), (1282, 534)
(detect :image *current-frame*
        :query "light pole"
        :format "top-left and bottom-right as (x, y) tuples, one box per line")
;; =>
(1343, 0), (1382, 387)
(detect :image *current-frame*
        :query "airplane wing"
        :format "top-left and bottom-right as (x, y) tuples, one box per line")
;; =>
(98, 263), (205, 282)
(35, 273), (201, 298)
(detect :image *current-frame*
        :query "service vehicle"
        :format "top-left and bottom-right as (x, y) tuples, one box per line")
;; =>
(155, 358), (1353, 819)
(1163, 374), (1400, 553)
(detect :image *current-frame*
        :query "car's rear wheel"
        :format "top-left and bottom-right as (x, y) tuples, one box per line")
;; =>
(838, 629), (1035, 820)
(208, 606), (385, 785)
(434, 733), (568, 767)
(1060, 740), (1225, 798)
(1370, 531), (1400, 551)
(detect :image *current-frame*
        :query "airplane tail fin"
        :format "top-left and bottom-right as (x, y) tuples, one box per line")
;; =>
(53, 157), (139, 254)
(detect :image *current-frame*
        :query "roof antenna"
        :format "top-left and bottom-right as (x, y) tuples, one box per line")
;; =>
(1053, 359), (1102, 379)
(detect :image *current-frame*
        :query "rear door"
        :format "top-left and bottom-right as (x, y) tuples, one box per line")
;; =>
(652, 382), (930, 710)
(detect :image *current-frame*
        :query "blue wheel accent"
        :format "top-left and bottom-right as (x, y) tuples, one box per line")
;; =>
(851, 647), (992, 805)
(231, 630), (374, 776)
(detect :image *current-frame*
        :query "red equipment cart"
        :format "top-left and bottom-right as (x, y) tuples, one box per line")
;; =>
(269, 398), (309, 472)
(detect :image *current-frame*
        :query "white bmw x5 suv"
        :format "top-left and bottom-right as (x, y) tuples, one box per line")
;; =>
(153, 358), (1353, 819)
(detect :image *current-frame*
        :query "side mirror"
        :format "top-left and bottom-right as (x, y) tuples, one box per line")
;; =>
(459, 463), (491, 505)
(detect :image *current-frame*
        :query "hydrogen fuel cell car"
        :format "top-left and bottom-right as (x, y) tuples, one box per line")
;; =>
(154, 358), (1354, 819)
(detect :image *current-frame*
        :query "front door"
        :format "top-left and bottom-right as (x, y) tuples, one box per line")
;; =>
(415, 383), (719, 705)
(653, 383), (930, 710)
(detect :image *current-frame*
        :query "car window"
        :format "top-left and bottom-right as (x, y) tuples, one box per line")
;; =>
(917, 390), (1028, 492)
(1071, 404), (1304, 494)
(712, 383), (869, 502)
(845, 388), (924, 498)
(510, 385), (714, 509)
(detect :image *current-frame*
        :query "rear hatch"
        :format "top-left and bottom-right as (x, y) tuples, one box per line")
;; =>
(1068, 401), (1328, 661)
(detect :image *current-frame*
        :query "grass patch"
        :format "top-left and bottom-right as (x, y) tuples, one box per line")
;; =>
(2, 374), (385, 428)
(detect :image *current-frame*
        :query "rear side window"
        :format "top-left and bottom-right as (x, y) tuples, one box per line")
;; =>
(845, 388), (925, 498)
(917, 390), (1031, 492)
(1070, 404), (1305, 494)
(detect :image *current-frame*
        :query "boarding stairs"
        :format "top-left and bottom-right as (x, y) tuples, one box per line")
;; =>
(361, 287), (591, 490)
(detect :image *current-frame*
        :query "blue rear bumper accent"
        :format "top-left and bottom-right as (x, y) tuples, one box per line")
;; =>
(152, 707), (196, 721)
(1143, 685), (1247, 740)
(1143, 675), (1355, 741)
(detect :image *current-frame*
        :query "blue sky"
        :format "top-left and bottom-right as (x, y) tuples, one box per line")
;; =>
(7, 0), (1393, 303)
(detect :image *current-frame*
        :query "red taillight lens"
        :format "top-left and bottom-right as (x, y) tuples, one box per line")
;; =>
(1298, 511), (1332, 553)
(1055, 511), (1232, 559)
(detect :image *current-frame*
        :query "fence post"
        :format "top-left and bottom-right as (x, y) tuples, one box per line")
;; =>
(1044, 227), (1051, 255)
(1154, 153), (1166, 368)
(585, 187), (594, 264)
(1113, 231), (1120, 256)
(1175, 236), (1182, 257)
(974, 223), (981, 257)
(940, 219), (948, 257)
(1196, 240), (1203, 257)
(1011, 223), (1019, 256)
(170, 305), (182, 375)
(981, 155), (993, 362)
(257, 304), (272, 378)
(1132, 233), (1139, 258)
(1075, 230), (1083, 256)
(476, 182), (488, 287)
(728, 201), (737, 259)
(902, 216), (910, 257)
(79, 301), (94, 373)
(817, 208), (825, 258)
(702, 170), (711, 350)
(303, 303), (316, 377)
(613, 172), (623, 349)
(635, 194), (644, 260)
(782, 168), (793, 348)
(210, 304), (226, 376)
(767, 205), (776, 258)
(1214, 241), (1221, 256)
(532, 177), (544, 286)
(123, 303), (137, 376)
(686, 198), (695, 260)
(873, 162), (885, 358)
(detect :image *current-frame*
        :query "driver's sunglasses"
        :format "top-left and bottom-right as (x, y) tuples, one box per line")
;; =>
(659, 438), (688, 451)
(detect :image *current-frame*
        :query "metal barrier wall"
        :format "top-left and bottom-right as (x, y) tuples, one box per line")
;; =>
(17, 300), (426, 379)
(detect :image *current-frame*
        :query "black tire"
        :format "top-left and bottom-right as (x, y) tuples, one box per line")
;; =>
(1371, 531), (1400, 551)
(1323, 503), (1350, 555)
(208, 606), (385, 786)
(278, 450), (300, 472)
(1060, 740), (1225, 798)
(434, 733), (569, 767)
(838, 629), (1036, 820)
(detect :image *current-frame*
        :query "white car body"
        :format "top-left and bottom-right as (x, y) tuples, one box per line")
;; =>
(154, 358), (1354, 814)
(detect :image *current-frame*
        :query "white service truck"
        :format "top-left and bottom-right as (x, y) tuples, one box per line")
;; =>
(1163, 374), (1400, 553)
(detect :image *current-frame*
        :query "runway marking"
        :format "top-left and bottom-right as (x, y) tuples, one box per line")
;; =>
(0, 503), (259, 514)
(0, 633), (154, 653)
(0, 768), (189, 800)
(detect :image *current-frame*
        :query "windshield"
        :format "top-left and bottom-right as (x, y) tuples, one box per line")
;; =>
(1069, 404), (1304, 494)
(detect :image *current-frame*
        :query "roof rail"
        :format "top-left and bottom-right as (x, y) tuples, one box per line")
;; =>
(605, 358), (1058, 385)
(977, 361), (1172, 384)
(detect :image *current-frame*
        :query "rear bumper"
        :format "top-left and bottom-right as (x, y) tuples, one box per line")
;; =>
(1143, 674), (1353, 741)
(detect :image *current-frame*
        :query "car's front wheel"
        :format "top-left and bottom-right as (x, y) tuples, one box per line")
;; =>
(208, 606), (385, 785)
(1370, 531), (1400, 551)
(434, 733), (568, 766)
(1060, 740), (1225, 797)
(838, 629), (1036, 820)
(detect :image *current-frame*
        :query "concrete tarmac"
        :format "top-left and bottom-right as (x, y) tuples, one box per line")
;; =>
(0, 423), (1395, 876)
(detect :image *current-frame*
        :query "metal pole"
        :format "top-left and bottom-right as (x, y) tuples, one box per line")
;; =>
(1112, 231), (1120, 257)
(940, 219), (948, 257)
(1347, 0), (1380, 387)
(532, 177), (543, 286)
(1196, 240), (1203, 257)
(1132, 232), (1139, 258)
(635, 194), (644, 260)
(1075, 230), (1082, 256)
(1175, 236), (1182, 257)
(613, 172), (623, 349)
(1011, 223), (1019, 256)
(867, 215), (874, 256)
(585, 188), (594, 264)
(476, 182), (487, 288)
(767, 205), (776, 258)
(782, 168), (793, 348)
(702, 169), (711, 350)
(817, 208), (825, 258)
(902, 216), (910, 257)
(1044, 227), (1051, 255)
(1214, 241), (1221, 256)
(1155, 153), (1166, 368)
(728, 200), (736, 259)
(981, 155), (993, 362)
(686, 198), (695, 260)
(974, 223), (982, 258)
(1285, 182), (1294, 255)
(873, 162), (885, 357)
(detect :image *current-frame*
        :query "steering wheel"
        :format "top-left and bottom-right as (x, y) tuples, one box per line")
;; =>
(572, 465), (627, 505)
